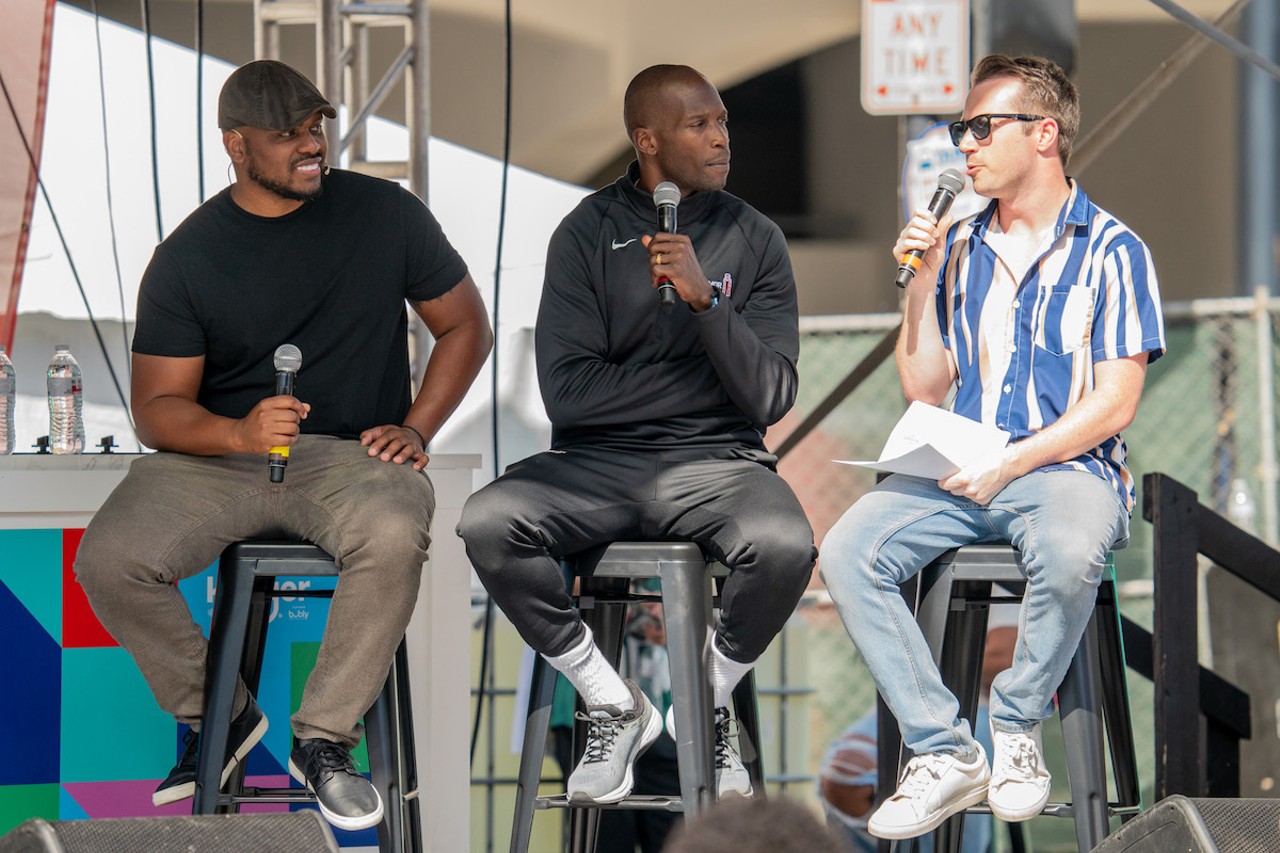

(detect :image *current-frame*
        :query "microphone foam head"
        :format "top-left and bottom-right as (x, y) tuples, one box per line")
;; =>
(937, 169), (966, 195)
(652, 181), (681, 208)
(273, 343), (302, 373)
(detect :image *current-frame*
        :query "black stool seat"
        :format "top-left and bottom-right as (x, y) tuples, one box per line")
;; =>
(509, 542), (766, 853)
(880, 545), (1141, 853)
(192, 540), (421, 853)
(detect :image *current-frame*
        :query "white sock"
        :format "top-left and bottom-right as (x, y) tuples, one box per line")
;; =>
(708, 632), (754, 708)
(544, 624), (634, 710)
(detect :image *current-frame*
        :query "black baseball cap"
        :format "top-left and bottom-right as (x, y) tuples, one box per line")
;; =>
(217, 60), (337, 131)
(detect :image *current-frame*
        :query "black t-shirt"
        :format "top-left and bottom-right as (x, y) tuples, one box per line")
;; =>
(132, 169), (468, 439)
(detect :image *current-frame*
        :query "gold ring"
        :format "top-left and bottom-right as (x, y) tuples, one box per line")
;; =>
(656, 253), (663, 265)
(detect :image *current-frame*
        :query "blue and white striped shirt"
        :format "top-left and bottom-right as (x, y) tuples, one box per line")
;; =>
(935, 181), (1166, 511)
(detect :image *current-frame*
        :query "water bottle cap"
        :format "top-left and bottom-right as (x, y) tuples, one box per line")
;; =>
(55, 344), (70, 351)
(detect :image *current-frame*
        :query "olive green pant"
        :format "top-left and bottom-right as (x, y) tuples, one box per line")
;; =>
(74, 435), (435, 747)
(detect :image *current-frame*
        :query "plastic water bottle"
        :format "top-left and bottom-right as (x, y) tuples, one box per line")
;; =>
(0, 346), (14, 455)
(47, 344), (85, 454)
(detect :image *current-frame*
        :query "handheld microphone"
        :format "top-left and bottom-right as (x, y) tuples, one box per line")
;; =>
(895, 168), (966, 289)
(652, 181), (681, 305)
(268, 343), (302, 483)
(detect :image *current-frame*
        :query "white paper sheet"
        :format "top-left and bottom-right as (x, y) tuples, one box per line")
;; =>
(838, 401), (1011, 479)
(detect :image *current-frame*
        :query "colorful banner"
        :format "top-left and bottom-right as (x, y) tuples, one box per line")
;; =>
(0, 527), (377, 849)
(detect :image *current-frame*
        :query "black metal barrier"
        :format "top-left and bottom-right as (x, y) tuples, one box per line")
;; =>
(1142, 472), (1273, 800)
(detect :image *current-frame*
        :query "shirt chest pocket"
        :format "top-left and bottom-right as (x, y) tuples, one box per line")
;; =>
(1034, 284), (1095, 356)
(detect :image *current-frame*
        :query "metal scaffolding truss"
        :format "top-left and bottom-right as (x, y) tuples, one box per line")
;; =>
(252, 0), (431, 199)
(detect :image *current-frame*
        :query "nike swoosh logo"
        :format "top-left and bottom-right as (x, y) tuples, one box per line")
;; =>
(611, 238), (638, 250)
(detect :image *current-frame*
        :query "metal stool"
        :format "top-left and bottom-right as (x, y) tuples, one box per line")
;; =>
(509, 542), (766, 853)
(191, 540), (422, 853)
(879, 545), (1142, 853)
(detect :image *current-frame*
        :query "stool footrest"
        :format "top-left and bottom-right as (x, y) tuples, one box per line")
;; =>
(220, 788), (317, 805)
(958, 801), (1143, 818)
(577, 592), (662, 608)
(534, 794), (685, 813)
(220, 784), (422, 806)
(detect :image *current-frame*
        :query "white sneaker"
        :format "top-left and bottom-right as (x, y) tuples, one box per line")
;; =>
(987, 721), (1052, 821)
(867, 744), (991, 840)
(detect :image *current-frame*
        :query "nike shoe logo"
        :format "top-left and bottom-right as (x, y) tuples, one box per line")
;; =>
(611, 238), (638, 250)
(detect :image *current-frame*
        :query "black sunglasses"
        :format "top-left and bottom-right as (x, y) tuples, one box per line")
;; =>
(948, 113), (1045, 146)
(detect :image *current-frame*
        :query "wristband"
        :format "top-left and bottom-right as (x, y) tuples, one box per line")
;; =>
(401, 424), (425, 447)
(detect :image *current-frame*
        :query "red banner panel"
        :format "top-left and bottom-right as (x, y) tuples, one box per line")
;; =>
(61, 527), (117, 648)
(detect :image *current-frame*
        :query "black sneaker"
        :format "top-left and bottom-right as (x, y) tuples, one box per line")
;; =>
(152, 694), (269, 806)
(289, 737), (384, 831)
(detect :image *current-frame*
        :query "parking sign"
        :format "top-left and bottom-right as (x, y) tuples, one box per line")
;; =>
(862, 0), (970, 116)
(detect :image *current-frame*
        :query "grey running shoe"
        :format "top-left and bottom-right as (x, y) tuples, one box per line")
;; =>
(567, 678), (661, 804)
(713, 707), (753, 798)
(152, 693), (268, 806)
(289, 737), (384, 831)
(663, 705), (754, 798)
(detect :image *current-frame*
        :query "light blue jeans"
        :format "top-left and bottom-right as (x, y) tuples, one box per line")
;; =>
(821, 469), (1128, 757)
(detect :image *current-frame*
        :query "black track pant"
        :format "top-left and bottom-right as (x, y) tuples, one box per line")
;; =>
(457, 445), (817, 661)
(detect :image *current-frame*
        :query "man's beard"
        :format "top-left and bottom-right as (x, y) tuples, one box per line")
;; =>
(247, 159), (325, 202)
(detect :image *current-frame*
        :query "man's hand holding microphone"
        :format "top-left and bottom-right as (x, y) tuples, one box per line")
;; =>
(642, 181), (718, 313)
(263, 344), (305, 482)
(893, 210), (954, 290)
(237, 395), (310, 462)
(250, 343), (429, 481)
(893, 169), (966, 290)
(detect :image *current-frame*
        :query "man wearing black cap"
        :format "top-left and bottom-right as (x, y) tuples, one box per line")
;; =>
(74, 60), (492, 831)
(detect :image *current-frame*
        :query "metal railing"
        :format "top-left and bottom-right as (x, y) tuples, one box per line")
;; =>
(1142, 471), (1277, 799)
